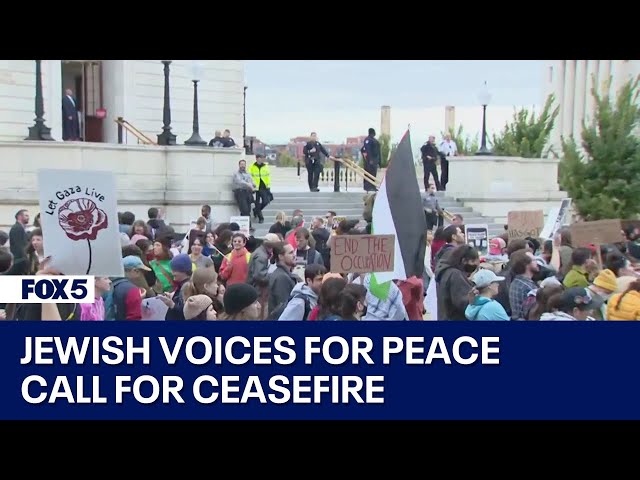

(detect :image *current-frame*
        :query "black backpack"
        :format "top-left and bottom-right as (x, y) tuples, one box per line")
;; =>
(270, 293), (311, 320)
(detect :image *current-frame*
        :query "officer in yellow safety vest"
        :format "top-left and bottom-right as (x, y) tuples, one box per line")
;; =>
(248, 154), (272, 224)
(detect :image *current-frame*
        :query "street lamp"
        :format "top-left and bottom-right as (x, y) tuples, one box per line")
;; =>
(184, 60), (207, 146)
(475, 81), (492, 156)
(26, 60), (54, 141)
(243, 84), (249, 153)
(157, 60), (176, 145)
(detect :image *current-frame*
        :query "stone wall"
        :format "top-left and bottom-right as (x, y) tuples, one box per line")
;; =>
(0, 142), (244, 232)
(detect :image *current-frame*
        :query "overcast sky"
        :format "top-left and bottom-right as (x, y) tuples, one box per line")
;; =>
(245, 60), (545, 147)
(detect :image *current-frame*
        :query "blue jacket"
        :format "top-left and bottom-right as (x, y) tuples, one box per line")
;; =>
(465, 296), (510, 321)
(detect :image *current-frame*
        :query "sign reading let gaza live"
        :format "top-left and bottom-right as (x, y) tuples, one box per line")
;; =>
(37, 169), (123, 277)
(331, 234), (395, 274)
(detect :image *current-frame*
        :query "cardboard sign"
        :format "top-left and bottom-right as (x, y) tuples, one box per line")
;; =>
(38, 169), (124, 277)
(540, 198), (572, 240)
(570, 219), (624, 248)
(507, 210), (545, 240)
(230, 216), (251, 237)
(330, 234), (395, 274)
(465, 224), (489, 256)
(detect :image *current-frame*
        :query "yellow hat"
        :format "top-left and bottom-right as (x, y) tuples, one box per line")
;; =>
(593, 269), (618, 292)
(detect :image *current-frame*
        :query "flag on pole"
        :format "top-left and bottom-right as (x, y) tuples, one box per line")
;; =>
(369, 129), (426, 300)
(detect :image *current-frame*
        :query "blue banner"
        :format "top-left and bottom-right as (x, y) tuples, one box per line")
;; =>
(1, 322), (639, 420)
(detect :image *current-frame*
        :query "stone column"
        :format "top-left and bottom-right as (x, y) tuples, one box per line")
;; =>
(45, 60), (62, 141)
(584, 60), (599, 125)
(561, 60), (576, 141)
(572, 60), (587, 141)
(598, 60), (612, 98)
(549, 60), (565, 150)
(380, 105), (391, 137)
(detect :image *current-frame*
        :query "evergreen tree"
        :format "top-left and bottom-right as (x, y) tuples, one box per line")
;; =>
(559, 76), (640, 220)
(378, 133), (391, 168)
(491, 94), (559, 157)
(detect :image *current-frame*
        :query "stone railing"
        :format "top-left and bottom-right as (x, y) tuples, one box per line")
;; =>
(0, 141), (244, 232)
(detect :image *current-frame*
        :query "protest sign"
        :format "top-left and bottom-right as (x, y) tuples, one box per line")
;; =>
(570, 219), (623, 248)
(230, 216), (251, 237)
(465, 224), (489, 256)
(507, 210), (545, 240)
(330, 234), (395, 274)
(38, 169), (124, 277)
(540, 198), (572, 240)
(142, 297), (169, 320)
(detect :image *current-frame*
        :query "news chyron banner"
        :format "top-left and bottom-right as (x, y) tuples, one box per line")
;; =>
(1, 322), (640, 420)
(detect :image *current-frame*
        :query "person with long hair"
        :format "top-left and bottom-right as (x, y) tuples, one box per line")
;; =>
(188, 232), (214, 270)
(150, 236), (174, 293)
(527, 284), (564, 320)
(25, 228), (44, 275)
(269, 211), (289, 238)
(182, 266), (224, 314)
(218, 283), (261, 320)
(212, 229), (233, 273)
(607, 280), (640, 321)
(135, 238), (154, 262)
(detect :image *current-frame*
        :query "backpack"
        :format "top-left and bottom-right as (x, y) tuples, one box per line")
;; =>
(270, 293), (311, 320)
(105, 278), (134, 321)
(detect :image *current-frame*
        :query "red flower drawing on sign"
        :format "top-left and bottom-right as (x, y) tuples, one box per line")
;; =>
(58, 198), (108, 274)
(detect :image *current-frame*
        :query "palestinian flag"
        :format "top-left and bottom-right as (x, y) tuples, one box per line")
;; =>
(369, 129), (426, 300)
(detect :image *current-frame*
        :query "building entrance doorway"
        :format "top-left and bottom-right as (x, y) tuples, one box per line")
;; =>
(61, 60), (105, 142)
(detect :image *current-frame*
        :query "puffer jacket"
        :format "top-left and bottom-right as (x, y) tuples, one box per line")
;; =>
(607, 290), (640, 321)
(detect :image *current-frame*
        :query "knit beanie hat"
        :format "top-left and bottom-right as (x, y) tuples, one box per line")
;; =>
(170, 253), (193, 275)
(183, 295), (213, 320)
(223, 283), (259, 315)
(593, 269), (618, 292)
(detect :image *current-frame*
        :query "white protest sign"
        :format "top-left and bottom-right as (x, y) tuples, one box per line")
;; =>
(540, 198), (572, 240)
(38, 169), (124, 277)
(230, 216), (251, 237)
(142, 297), (169, 320)
(465, 224), (489, 256)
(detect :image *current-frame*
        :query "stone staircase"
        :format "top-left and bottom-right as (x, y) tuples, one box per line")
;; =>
(253, 190), (505, 239)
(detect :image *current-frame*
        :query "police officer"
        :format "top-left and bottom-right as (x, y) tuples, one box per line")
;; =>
(420, 135), (441, 191)
(248, 154), (272, 224)
(361, 128), (381, 192)
(303, 132), (334, 192)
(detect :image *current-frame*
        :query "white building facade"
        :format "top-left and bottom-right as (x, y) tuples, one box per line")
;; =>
(0, 60), (245, 145)
(543, 60), (640, 152)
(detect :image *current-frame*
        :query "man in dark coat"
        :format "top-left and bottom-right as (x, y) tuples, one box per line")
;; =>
(360, 128), (381, 192)
(420, 135), (441, 191)
(62, 88), (80, 141)
(303, 132), (335, 192)
(9, 209), (29, 261)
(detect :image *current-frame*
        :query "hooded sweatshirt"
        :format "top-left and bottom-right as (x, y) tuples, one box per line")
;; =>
(434, 255), (473, 320)
(277, 283), (318, 321)
(465, 296), (510, 321)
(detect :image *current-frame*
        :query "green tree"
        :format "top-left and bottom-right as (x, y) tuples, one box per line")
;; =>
(441, 125), (480, 155)
(559, 76), (640, 221)
(491, 94), (559, 158)
(378, 133), (391, 167)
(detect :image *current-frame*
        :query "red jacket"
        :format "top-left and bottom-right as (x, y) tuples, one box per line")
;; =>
(396, 276), (424, 320)
(219, 248), (251, 286)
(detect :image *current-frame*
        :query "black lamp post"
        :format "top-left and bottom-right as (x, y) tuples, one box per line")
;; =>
(243, 84), (248, 152)
(475, 81), (493, 156)
(157, 60), (176, 145)
(26, 60), (54, 141)
(185, 61), (206, 146)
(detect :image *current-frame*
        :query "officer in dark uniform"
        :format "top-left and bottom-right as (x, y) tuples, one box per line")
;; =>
(420, 135), (441, 191)
(303, 132), (334, 192)
(360, 128), (381, 192)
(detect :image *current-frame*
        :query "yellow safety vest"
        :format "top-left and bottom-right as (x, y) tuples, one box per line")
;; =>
(249, 162), (271, 189)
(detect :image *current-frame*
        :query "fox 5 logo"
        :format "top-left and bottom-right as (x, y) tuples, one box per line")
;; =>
(16, 276), (95, 303)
